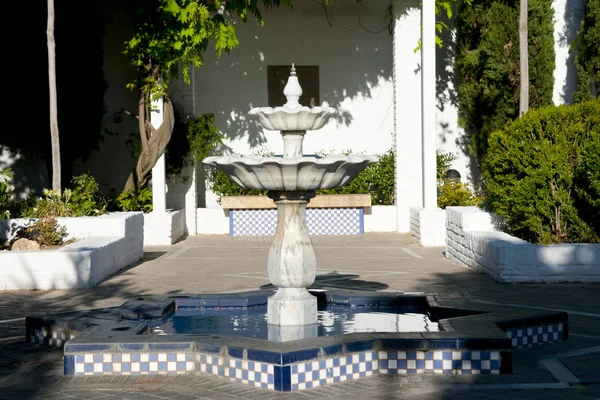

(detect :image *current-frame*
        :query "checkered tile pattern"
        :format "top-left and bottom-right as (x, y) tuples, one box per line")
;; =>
(232, 209), (277, 236)
(307, 208), (361, 235)
(30, 328), (73, 348)
(73, 353), (194, 376)
(291, 352), (378, 390)
(196, 353), (275, 390)
(378, 350), (501, 375)
(506, 323), (563, 348)
(231, 208), (362, 236)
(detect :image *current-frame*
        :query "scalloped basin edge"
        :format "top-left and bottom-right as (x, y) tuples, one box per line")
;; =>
(203, 155), (379, 191)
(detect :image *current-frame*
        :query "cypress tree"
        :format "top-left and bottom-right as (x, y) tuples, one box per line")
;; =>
(455, 0), (555, 165)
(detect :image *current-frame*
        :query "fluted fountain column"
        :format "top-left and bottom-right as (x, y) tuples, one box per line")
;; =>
(266, 190), (317, 326)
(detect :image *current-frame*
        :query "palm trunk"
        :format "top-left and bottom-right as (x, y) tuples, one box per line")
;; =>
(519, 0), (529, 116)
(47, 0), (61, 191)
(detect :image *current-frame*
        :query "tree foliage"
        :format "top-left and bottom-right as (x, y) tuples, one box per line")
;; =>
(455, 0), (555, 165)
(122, 0), (292, 192)
(573, 0), (600, 102)
(484, 101), (600, 244)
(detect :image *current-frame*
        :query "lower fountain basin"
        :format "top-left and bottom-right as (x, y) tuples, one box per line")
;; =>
(26, 289), (568, 391)
(203, 155), (379, 191)
(148, 304), (440, 341)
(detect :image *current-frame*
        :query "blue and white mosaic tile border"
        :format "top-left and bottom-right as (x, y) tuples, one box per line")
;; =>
(379, 350), (501, 375)
(72, 352), (194, 376)
(30, 328), (74, 348)
(506, 323), (563, 348)
(291, 352), (378, 390)
(231, 208), (363, 236)
(196, 353), (275, 390)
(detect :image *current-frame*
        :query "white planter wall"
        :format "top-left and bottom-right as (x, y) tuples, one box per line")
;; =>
(143, 210), (185, 246)
(445, 207), (600, 283)
(196, 205), (399, 235)
(364, 206), (398, 232)
(0, 212), (144, 290)
(409, 207), (446, 246)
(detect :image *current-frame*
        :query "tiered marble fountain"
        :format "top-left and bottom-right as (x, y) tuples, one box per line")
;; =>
(204, 65), (378, 332)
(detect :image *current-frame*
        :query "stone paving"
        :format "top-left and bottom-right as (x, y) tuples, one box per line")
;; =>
(0, 233), (599, 400)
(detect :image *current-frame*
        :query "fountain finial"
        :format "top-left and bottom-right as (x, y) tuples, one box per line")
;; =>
(283, 63), (302, 108)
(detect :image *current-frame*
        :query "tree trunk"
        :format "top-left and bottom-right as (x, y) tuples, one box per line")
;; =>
(47, 0), (61, 191)
(123, 96), (175, 193)
(519, 0), (529, 116)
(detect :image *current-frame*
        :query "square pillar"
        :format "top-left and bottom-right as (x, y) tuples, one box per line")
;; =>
(393, 0), (423, 232)
(151, 97), (167, 213)
(421, 0), (437, 210)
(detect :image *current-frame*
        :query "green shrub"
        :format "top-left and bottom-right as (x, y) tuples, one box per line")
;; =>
(455, 0), (555, 164)
(573, 0), (600, 103)
(0, 168), (14, 219)
(438, 179), (483, 209)
(21, 174), (107, 218)
(166, 110), (223, 178)
(317, 149), (395, 205)
(484, 101), (600, 244)
(18, 216), (68, 246)
(116, 188), (153, 213)
(436, 150), (457, 181)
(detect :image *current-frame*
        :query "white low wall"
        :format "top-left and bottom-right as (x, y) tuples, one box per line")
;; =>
(196, 208), (229, 235)
(446, 207), (600, 283)
(195, 205), (399, 235)
(410, 207), (446, 247)
(0, 212), (144, 290)
(143, 210), (185, 245)
(364, 206), (397, 232)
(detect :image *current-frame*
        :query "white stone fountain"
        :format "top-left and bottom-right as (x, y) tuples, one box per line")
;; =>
(204, 65), (378, 332)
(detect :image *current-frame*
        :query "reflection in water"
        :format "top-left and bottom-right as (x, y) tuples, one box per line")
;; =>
(149, 306), (439, 342)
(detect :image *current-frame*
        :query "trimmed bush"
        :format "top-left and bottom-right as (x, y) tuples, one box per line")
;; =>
(484, 101), (600, 244)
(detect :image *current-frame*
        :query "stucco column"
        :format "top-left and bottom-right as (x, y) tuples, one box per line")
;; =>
(421, 0), (437, 209)
(393, 0), (423, 232)
(151, 97), (167, 213)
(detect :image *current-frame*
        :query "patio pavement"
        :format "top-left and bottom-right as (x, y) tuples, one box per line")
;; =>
(0, 233), (598, 400)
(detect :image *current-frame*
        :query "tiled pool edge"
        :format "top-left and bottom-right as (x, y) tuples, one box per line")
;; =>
(26, 290), (569, 392)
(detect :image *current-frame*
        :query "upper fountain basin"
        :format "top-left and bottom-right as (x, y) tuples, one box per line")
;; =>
(249, 106), (337, 131)
(203, 155), (379, 191)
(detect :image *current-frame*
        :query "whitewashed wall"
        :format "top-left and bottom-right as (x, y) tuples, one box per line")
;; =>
(446, 207), (600, 282)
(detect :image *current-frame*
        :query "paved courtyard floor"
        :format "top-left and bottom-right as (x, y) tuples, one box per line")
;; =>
(0, 233), (598, 399)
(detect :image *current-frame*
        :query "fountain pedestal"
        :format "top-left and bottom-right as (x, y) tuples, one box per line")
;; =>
(267, 191), (317, 326)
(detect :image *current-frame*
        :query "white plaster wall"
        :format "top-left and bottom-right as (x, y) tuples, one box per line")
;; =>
(166, 163), (198, 236)
(364, 206), (397, 232)
(0, 148), (48, 199)
(393, 0), (423, 232)
(446, 207), (600, 282)
(0, 212), (143, 290)
(72, 1), (139, 193)
(196, 205), (399, 235)
(143, 210), (185, 246)
(552, 0), (586, 105)
(196, 208), (230, 235)
(409, 206), (446, 246)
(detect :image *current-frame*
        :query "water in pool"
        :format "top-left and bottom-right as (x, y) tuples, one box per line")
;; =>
(149, 305), (439, 341)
